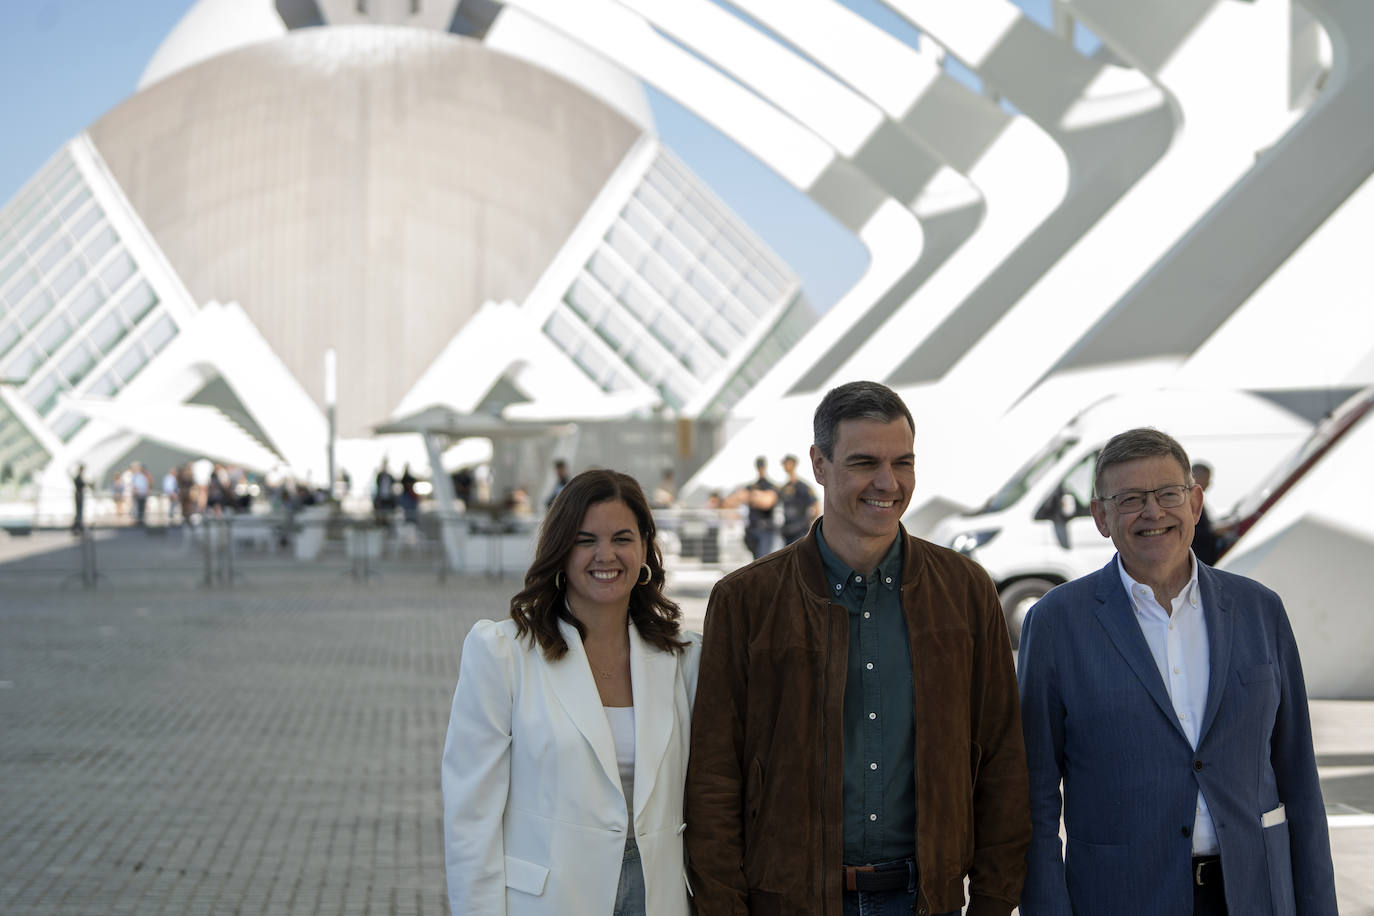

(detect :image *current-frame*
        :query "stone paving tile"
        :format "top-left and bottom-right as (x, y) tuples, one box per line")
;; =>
(0, 528), (1370, 914)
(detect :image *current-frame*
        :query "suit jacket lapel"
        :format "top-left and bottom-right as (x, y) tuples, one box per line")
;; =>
(548, 617), (621, 793)
(1197, 566), (1233, 742)
(1092, 560), (1190, 742)
(629, 623), (675, 820)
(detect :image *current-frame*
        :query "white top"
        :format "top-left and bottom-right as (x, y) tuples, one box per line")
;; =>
(605, 705), (636, 821)
(1118, 553), (1218, 855)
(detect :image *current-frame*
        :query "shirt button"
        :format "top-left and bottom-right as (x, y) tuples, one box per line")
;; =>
(869, 712), (876, 720)
(866, 662), (874, 670)
(1173, 666), (1181, 674)
(1178, 712), (1187, 720)
(863, 612), (870, 619)
(869, 814), (877, 821)
(854, 575), (863, 583)
(870, 762), (878, 770)
(884, 576), (892, 584)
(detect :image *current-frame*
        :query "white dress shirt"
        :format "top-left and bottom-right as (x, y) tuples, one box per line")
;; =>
(1117, 553), (1218, 855)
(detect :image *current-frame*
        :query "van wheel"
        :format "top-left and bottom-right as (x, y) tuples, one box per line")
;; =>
(999, 578), (1054, 649)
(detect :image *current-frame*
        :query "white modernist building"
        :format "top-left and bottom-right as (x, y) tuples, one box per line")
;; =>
(0, 0), (811, 518)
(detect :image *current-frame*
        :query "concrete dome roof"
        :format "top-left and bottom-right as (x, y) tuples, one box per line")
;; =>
(92, 25), (642, 435)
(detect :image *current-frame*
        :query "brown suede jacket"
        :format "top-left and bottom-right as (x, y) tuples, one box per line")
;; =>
(684, 525), (1030, 916)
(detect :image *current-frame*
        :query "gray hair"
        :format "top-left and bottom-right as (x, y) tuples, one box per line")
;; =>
(813, 381), (915, 461)
(1093, 427), (1193, 498)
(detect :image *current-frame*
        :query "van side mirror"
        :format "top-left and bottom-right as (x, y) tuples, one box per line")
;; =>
(1060, 492), (1078, 518)
(1034, 489), (1063, 521)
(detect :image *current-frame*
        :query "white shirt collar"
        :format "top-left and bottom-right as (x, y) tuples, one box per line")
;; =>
(1116, 551), (1201, 615)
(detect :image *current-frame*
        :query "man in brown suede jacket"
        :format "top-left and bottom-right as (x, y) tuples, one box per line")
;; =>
(685, 381), (1029, 916)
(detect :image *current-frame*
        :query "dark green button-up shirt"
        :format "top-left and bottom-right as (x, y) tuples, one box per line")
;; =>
(817, 525), (917, 865)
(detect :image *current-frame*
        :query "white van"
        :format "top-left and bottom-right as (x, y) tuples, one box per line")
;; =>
(928, 389), (1313, 646)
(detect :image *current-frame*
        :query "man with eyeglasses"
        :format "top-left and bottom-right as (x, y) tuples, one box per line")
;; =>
(1018, 427), (1336, 916)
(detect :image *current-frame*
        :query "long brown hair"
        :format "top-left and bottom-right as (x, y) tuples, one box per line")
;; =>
(510, 468), (687, 660)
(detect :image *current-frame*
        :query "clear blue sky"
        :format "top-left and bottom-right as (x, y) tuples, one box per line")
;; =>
(0, 0), (1059, 313)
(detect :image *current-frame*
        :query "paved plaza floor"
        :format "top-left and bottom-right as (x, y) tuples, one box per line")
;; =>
(1, 528), (1370, 914)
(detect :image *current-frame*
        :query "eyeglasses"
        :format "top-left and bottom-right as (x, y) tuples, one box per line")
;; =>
(1097, 484), (1192, 514)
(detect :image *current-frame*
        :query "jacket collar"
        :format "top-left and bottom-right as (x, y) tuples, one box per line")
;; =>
(546, 616), (676, 817)
(1091, 558), (1235, 744)
(794, 521), (923, 603)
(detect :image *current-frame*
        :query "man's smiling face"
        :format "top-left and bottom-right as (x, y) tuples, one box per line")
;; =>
(1091, 454), (1202, 596)
(811, 417), (915, 555)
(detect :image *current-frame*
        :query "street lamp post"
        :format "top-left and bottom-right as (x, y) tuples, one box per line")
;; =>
(324, 348), (337, 500)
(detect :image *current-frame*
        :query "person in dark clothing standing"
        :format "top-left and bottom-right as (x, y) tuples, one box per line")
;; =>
(1190, 462), (1218, 564)
(779, 453), (818, 544)
(71, 464), (87, 535)
(741, 455), (778, 559)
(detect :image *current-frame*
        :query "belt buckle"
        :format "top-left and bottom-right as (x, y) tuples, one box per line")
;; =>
(1195, 860), (1205, 887)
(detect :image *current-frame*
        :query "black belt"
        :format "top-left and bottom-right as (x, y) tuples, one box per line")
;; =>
(842, 859), (913, 893)
(1193, 855), (1222, 887)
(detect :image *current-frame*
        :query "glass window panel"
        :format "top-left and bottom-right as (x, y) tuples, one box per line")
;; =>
(618, 279), (657, 322)
(701, 245), (741, 289)
(52, 412), (87, 443)
(89, 311), (127, 356)
(566, 275), (604, 321)
(586, 250), (625, 294)
(113, 342), (149, 385)
(655, 236), (692, 277)
(24, 372), (63, 417)
(59, 187), (93, 222)
(87, 370), (119, 398)
(639, 251), (678, 302)
(67, 280), (104, 324)
(606, 221), (647, 268)
(50, 259), (83, 300)
(68, 204), (102, 242)
(0, 322), (19, 359)
(682, 339), (722, 377)
(19, 288), (55, 330)
(667, 212), (708, 256)
(24, 215), (59, 255)
(100, 251), (135, 293)
(688, 267), (726, 311)
(3, 342), (44, 381)
(37, 313), (74, 355)
(117, 279), (158, 325)
(3, 267), (38, 310)
(36, 234), (73, 276)
(0, 249), (21, 290)
(596, 307), (634, 352)
(140, 314), (177, 355)
(701, 316), (742, 355)
(84, 227), (119, 267)
(58, 342), (97, 387)
(573, 341), (612, 388)
(622, 198), (661, 243)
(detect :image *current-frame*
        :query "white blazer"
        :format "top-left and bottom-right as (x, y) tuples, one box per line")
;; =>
(442, 616), (702, 916)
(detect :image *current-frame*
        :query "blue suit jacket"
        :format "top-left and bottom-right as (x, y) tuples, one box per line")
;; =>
(1018, 558), (1337, 916)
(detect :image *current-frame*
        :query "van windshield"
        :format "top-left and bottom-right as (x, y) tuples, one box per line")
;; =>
(972, 434), (1079, 515)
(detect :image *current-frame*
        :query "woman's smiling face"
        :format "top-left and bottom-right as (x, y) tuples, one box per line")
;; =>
(563, 499), (646, 617)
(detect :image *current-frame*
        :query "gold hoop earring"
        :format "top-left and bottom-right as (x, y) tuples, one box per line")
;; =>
(555, 570), (565, 589)
(637, 563), (651, 586)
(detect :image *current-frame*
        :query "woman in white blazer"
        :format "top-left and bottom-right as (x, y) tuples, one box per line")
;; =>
(443, 469), (701, 916)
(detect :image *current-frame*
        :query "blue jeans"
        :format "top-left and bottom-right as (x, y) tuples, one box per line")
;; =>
(613, 836), (645, 916)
